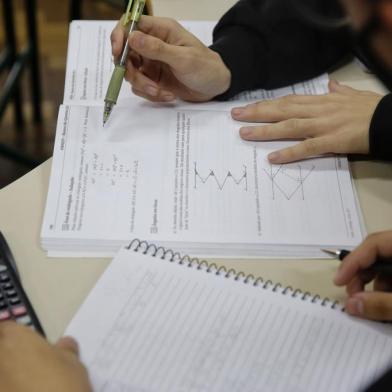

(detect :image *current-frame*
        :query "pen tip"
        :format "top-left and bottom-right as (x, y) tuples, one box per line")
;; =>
(321, 249), (339, 257)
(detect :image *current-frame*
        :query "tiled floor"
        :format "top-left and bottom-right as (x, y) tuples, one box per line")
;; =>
(0, 0), (122, 188)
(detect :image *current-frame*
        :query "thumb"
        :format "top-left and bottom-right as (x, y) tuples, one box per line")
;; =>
(128, 31), (186, 68)
(56, 336), (80, 357)
(346, 292), (392, 321)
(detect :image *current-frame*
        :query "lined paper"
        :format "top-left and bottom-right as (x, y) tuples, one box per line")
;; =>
(66, 248), (392, 391)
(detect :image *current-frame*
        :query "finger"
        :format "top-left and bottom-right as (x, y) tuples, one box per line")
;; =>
(346, 292), (392, 321)
(231, 97), (328, 123)
(240, 118), (320, 141)
(328, 80), (358, 95)
(129, 51), (143, 69)
(124, 58), (160, 97)
(374, 274), (392, 292)
(346, 270), (376, 296)
(140, 59), (162, 83)
(56, 336), (80, 356)
(128, 31), (190, 69)
(111, 21), (127, 59)
(137, 16), (197, 46)
(267, 136), (333, 164)
(132, 87), (176, 103)
(334, 232), (392, 285)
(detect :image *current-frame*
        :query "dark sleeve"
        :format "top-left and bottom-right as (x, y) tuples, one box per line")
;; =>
(364, 366), (392, 391)
(369, 94), (392, 161)
(209, 0), (352, 99)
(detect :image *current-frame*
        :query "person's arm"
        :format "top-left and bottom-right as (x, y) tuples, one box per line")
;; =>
(365, 367), (392, 392)
(210, 0), (352, 99)
(111, 0), (351, 103)
(369, 94), (392, 161)
(0, 323), (92, 392)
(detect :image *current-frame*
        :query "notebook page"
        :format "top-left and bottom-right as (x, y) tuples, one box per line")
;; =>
(41, 101), (363, 258)
(66, 248), (392, 392)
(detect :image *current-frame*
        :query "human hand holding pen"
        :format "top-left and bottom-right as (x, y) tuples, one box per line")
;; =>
(111, 15), (231, 102)
(334, 231), (392, 321)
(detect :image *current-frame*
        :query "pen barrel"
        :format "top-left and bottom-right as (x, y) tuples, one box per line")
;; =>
(339, 250), (351, 260)
(104, 65), (126, 105)
(371, 261), (392, 275)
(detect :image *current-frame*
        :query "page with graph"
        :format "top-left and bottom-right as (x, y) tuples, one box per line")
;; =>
(41, 102), (364, 257)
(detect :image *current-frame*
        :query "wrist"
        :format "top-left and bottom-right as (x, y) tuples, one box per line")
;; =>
(214, 52), (231, 96)
(203, 49), (231, 100)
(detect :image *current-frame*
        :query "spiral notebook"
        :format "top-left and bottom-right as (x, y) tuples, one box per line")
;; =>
(66, 241), (392, 392)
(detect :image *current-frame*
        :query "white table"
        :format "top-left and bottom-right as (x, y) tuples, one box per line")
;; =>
(1, 1), (391, 342)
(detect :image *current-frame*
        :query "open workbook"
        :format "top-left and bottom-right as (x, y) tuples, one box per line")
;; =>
(41, 21), (365, 257)
(66, 243), (392, 392)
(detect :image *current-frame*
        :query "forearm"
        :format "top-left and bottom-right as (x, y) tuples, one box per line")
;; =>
(210, 0), (352, 99)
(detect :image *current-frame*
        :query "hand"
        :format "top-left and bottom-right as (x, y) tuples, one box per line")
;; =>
(0, 323), (92, 392)
(111, 15), (231, 102)
(232, 80), (383, 163)
(334, 231), (392, 321)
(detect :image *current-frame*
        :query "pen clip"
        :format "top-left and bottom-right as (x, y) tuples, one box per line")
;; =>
(123, 0), (134, 26)
(123, 0), (146, 26)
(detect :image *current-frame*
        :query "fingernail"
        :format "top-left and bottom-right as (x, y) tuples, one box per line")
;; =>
(268, 152), (281, 163)
(347, 297), (364, 316)
(232, 107), (245, 117)
(145, 85), (158, 96)
(240, 127), (252, 138)
(162, 94), (175, 102)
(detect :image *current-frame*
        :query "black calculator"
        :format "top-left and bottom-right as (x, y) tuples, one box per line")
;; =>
(0, 232), (44, 335)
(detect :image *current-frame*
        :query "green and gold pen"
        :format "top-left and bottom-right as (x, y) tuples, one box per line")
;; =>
(103, 0), (146, 125)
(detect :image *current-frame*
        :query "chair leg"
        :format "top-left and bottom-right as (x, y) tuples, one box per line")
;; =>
(70, 0), (82, 21)
(25, 0), (42, 124)
(2, 0), (24, 128)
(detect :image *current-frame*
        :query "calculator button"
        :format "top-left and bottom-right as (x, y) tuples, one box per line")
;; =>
(2, 282), (13, 290)
(16, 315), (31, 325)
(0, 310), (11, 321)
(9, 297), (20, 306)
(5, 289), (17, 298)
(0, 293), (3, 300)
(0, 273), (9, 282)
(0, 266), (6, 272)
(0, 301), (6, 309)
(11, 305), (26, 317)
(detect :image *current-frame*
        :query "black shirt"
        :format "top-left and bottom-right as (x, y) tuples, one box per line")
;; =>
(209, 0), (391, 161)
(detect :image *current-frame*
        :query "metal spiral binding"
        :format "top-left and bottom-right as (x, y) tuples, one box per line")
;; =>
(126, 239), (341, 310)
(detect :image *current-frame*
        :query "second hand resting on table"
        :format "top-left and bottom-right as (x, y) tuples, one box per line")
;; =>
(110, 15), (384, 164)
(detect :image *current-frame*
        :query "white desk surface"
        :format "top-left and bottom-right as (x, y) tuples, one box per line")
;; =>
(1, 3), (392, 342)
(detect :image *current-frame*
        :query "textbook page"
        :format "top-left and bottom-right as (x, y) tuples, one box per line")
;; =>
(63, 20), (216, 106)
(41, 102), (364, 257)
(66, 248), (392, 392)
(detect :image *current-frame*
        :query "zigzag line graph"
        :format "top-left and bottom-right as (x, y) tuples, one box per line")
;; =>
(193, 162), (248, 191)
(263, 164), (315, 200)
